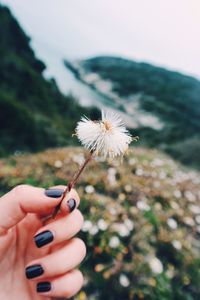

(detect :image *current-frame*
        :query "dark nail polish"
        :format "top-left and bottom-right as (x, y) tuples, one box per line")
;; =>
(34, 230), (54, 248)
(67, 198), (76, 212)
(45, 189), (64, 198)
(25, 264), (44, 279)
(37, 282), (51, 293)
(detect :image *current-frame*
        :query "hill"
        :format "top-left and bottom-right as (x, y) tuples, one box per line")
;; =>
(64, 57), (200, 169)
(0, 5), (99, 156)
(0, 146), (200, 299)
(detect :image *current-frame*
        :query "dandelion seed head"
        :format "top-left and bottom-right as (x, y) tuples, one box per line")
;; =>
(76, 110), (133, 158)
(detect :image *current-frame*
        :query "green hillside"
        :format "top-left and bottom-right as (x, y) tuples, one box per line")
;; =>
(79, 57), (200, 169)
(0, 5), (99, 156)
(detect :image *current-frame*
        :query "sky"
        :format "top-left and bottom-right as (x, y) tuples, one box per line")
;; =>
(2, 0), (200, 80)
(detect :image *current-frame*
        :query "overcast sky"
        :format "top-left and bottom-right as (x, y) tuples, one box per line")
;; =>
(2, 0), (200, 79)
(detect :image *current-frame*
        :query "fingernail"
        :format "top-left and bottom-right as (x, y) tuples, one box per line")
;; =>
(45, 188), (64, 198)
(37, 281), (51, 293)
(25, 264), (44, 279)
(34, 230), (54, 248)
(67, 198), (76, 212)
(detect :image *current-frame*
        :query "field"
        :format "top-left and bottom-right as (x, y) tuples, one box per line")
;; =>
(0, 147), (200, 300)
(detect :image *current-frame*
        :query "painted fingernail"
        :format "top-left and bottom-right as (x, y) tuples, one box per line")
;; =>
(37, 281), (51, 293)
(67, 198), (76, 212)
(45, 188), (64, 198)
(25, 264), (44, 279)
(34, 230), (54, 248)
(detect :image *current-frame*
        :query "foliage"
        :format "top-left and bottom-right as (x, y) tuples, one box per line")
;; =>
(0, 147), (200, 300)
(0, 5), (100, 156)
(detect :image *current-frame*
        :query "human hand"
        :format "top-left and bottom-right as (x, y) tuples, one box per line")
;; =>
(0, 185), (86, 299)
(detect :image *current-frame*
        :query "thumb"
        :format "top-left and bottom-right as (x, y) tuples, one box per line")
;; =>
(0, 185), (65, 235)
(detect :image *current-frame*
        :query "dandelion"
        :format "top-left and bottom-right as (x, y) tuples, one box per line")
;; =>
(76, 110), (134, 158)
(51, 110), (136, 218)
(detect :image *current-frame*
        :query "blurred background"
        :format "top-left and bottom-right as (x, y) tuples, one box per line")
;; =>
(0, 1), (200, 299)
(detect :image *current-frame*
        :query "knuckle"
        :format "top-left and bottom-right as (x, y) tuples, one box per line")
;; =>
(13, 184), (30, 197)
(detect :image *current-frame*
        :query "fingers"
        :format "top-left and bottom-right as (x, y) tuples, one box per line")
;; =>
(50, 185), (80, 214)
(34, 209), (84, 248)
(35, 269), (84, 298)
(25, 238), (86, 280)
(0, 184), (80, 235)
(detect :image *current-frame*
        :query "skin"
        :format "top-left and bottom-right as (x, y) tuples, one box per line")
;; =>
(0, 184), (86, 299)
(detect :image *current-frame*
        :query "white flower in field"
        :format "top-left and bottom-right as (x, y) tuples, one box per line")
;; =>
(107, 167), (117, 186)
(184, 216), (195, 227)
(167, 218), (178, 230)
(166, 268), (174, 279)
(54, 160), (63, 168)
(189, 205), (200, 214)
(82, 220), (93, 232)
(89, 225), (99, 235)
(149, 257), (163, 274)
(195, 215), (200, 224)
(185, 191), (196, 202)
(109, 236), (120, 248)
(97, 219), (108, 231)
(119, 274), (130, 287)
(172, 240), (182, 250)
(85, 185), (95, 194)
(124, 219), (134, 231)
(173, 190), (182, 199)
(118, 224), (130, 237)
(170, 201), (180, 210)
(137, 200), (150, 211)
(76, 110), (133, 158)
(135, 168), (143, 176)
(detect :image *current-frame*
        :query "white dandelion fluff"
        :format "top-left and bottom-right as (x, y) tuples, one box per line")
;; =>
(51, 110), (137, 219)
(76, 110), (133, 158)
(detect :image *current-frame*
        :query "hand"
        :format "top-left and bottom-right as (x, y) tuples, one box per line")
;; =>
(0, 185), (86, 299)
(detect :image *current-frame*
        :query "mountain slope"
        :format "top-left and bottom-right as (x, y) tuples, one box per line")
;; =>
(65, 57), (200, 169)
(0, 5), (99, 156)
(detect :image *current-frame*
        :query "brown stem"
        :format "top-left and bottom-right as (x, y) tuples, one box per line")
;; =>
(51, 151), (93, 219)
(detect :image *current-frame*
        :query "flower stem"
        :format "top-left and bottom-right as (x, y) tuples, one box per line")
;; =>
(51, 151), (93, 218)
